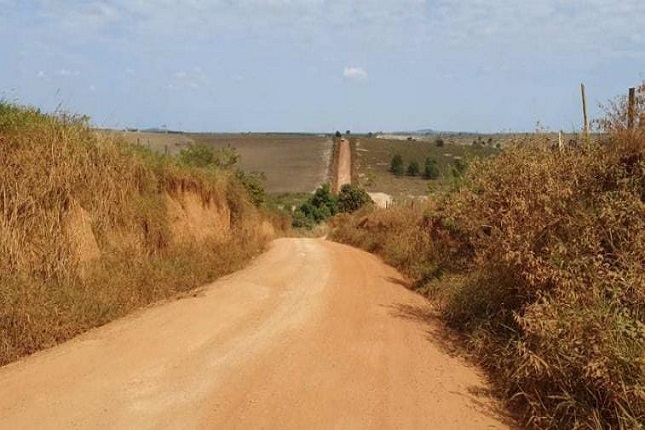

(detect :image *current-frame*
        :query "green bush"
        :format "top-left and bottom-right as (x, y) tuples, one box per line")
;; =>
(451, 158), (468, 177)
(390, 153), (405, 175)
(423, 158), (440, 179)
(337, 184), (372, 213)
(292, 184), (338, 228)
(179, 143), (239, 169)
(406, 160), (420, 176)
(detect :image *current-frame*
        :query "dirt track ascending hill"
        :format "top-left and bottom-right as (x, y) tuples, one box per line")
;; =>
(334, 138), (352, 192)
(0, 239), (510, 429)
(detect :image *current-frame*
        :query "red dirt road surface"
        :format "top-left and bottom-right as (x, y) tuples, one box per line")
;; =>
(335, 138), (352, 192)
(0, 239), (510, 429)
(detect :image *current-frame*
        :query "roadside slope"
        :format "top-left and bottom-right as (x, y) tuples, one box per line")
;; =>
(0, 239), (510, 429)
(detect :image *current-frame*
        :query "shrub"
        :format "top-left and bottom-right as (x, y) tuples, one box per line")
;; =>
(292, 183), (338, 228)
(337, 184), (372, 213)
(179, 143), (239, 169)
(390, 153), (405, 175)
(423, 158), (440, 179)
(235, 170), (266, 208)
(451, 158), (468, 177)
(435, 138), (445, 147)
(406, 160), (420, 176)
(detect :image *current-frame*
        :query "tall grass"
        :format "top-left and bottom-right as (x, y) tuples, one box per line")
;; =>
(0, 103), (271, 366)
(330, 91), (644, 428)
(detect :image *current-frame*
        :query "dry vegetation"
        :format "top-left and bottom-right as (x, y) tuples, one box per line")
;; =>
(0, 104), (276, 366)
(331, 88), (644, 428)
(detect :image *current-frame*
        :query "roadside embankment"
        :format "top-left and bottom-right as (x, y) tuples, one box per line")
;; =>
(330, 126), (644, 428)
(0, 104), (275, 366)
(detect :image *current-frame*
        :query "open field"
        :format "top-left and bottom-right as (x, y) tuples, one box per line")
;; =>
(190, 134), (332, 194)
(115, 131), (333, 194)
(353, 137), (500, 199)
(112, 130), (195, 155)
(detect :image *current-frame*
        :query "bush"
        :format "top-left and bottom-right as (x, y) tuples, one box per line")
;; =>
(406, 160), (420, 176)
(235, 170), (266, 208)
(337, 184), (372, 213)
(292, 183), (338, 228)
(435, 138), (445, 147)
(451, 158), (468, 177)
(390, 153), (405, 175)
(423, 158), (440, 179)
(179, 143), (239, 169)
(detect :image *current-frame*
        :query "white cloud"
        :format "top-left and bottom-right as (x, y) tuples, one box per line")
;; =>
(343, 67), (367, 81)
(168, 67), (209, 90)
(56, 69), (80, 77)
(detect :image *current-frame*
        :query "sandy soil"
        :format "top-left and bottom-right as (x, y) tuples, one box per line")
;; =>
(335, 138), (352, 192)
(0, 239), (510, 429)
(367, 192), (393, 209)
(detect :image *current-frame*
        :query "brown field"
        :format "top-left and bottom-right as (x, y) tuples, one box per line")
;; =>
(353, 136), (500, 200)
(113, 130), (195, 155)
(114, 131), (333, 194)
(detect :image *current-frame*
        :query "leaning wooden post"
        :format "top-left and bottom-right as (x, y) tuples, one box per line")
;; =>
(628, 87), (636, 129)
(581, 83), (589, 137)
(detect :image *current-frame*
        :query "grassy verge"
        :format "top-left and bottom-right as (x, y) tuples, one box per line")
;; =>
(330, 117), (644, 427)
(0, 103), (274, 366)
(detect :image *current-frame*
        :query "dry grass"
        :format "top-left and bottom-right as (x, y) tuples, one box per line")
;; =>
(0, 103), (271, 366)
(331, 106), (644, 428)
(353, 136), (500, 199)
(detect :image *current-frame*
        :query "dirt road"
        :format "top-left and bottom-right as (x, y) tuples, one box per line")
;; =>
(335, 138), (352, 192)
(0, 239), (509, 429)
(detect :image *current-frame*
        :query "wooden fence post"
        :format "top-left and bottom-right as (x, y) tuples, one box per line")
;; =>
(628, 87), (636, 129)
(581, 83), (589, 136)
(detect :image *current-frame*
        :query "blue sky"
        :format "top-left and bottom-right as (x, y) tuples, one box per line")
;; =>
(1, 1), (644, 132)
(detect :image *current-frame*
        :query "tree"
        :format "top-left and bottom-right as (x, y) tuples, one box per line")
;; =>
(335, 130), (342, 138)
(390, 153), (404, 175)
(235, 170), (266, 207)
(345, 130), (351, 135)
(292, 183), (339, 228)
(406, 160), (420, 176)
(451, 158), (468, 177)
(338, 184), (372, 213)
(423, 158), (439, 179)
